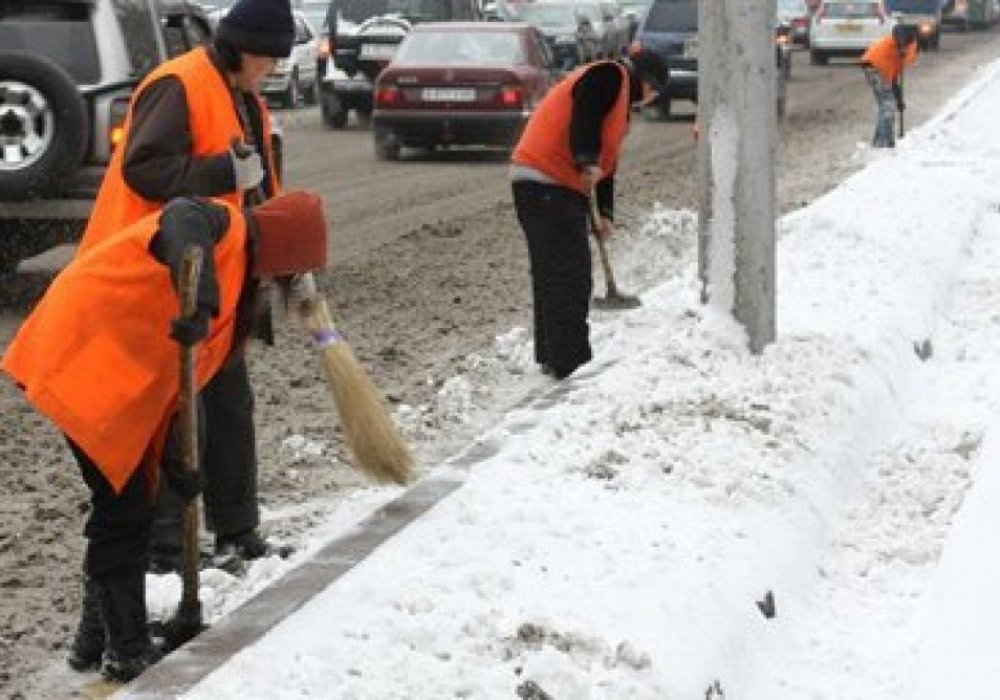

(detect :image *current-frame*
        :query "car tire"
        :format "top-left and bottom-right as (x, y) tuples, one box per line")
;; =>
(321, 101), (349, 128)
(356, 108), (372, 125)
(282, 71), (301, 108)
(304, 80), (319, 105)
(809, 49), (827, 66)
(0, 51), (87, 201)
(373, 126), (400, 161)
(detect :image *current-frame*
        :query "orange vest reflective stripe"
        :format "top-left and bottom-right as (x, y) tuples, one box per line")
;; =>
(861, 36), (917, 82)
(2, 200), (248, 494)
(78, 47), (279, 253)
(512, 62), (631, 195)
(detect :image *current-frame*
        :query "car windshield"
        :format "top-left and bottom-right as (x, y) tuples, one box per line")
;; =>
(395, 30), (524, 65)
(0, 2), (101, 83)
(298, 1), (330, 29)
(334, 0), (451, 23)
(884, 0), (939, 12)
(777, 0), (808, 12)
(823, 2), (882, 18)
(642, 0), (698, 32)
(512, 3), (579, 26)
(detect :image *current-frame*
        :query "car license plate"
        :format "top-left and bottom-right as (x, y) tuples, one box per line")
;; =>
(837, 22), (862, 32)
(421, 88), (476, 102)
(359, 43), (397, 59)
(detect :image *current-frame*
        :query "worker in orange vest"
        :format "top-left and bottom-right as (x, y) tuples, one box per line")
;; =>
(2, 191), (327, 682)
(80, 0), (294, 583)
(861, 24), (919, 148)
(510, 51), (667, 379)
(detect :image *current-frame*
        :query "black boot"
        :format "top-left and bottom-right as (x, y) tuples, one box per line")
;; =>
(215, 529), (292, 561)
(97, 571), (164, 682)
(67, 577), (105, 671)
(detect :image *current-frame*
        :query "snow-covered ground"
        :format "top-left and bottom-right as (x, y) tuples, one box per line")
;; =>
(132, 58), (1000, 699)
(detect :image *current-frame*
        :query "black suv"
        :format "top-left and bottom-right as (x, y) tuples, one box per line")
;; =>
(319, 0), (479, 129)
(0, 0), (271, 274)
(631, 0), (788, 120)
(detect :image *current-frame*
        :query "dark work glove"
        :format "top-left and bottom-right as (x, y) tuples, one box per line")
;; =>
(170, 308), (211, 347)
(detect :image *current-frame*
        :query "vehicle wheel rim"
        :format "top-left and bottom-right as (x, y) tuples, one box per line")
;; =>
(0, 80), (55, 172)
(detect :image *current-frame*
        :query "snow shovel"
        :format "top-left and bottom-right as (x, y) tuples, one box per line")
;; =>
(589, 189), (640, 310)
(163, 246), (207, 647)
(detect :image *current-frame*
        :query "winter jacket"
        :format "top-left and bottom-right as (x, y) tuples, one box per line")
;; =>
(78, 47), (279, 253)
(512, 61), (631, 197)
(2, 200), (249, 494)
(861, 36), (918, 83)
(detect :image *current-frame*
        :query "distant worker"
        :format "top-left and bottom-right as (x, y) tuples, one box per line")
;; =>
(861, 25), (919, 148)
(1, 192), (328, 682)
(510, 52), (667, 379)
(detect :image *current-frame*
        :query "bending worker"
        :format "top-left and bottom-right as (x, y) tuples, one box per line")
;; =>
(79, 0), (294, 572)
(509, 51), (667, 379)
(860, 24), (919, 148)
(2, 191), (328, 682)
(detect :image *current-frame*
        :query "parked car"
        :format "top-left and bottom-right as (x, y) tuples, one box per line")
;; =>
(296, 0), (333, 76)
(630, 0), (789, 119)
(510, 1), (601, 70)
(0, 0), (260, 273)
(259, 10), (320, 106)
(319, 0), (480, 129)
(810, 0), (894, 64)
(885, 0), (942, 49)
(371, 22), (557, 159)
(777, 0), (813, 45)
(942, 0), (999, 29)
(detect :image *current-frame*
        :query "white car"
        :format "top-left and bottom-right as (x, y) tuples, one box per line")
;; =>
(810, 0), (894, 65)
(260, 10), (320, 108)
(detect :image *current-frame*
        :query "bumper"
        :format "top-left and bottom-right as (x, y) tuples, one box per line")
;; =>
(260, 71), (293, 96)
(372, 110), (530, 147)
(664, 71), (697, 101)
(321, 74), (374, 111)
(0, 165), (105, 221)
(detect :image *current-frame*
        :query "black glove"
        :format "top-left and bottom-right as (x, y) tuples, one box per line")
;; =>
(170, 308), (211, 347)
(161, 416), (204, 503)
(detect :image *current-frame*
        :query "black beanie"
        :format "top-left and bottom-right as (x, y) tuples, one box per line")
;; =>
(622, 51), (669, 102)
(217, 0), (295, 58)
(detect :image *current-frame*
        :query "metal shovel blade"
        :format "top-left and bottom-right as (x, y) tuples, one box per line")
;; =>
(592, 292), (641, 310)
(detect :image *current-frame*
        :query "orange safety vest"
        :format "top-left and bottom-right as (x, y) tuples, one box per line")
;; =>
(2, 200), (249, 494)
(861, 35), (918, 83)
(78, 46), (279, 254)
(512, 61), (631, 196)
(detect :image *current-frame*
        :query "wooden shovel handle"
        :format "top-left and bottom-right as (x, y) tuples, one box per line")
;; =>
(589, 188), (621, 298)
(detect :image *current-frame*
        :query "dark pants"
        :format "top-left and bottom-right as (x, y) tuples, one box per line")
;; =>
(68, 439), (153, 579)
(152, 355), (259, 550)
(512, 180), (594, 378)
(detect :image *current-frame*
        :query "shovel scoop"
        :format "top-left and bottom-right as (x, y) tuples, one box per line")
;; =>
(590, 193), (641, 310)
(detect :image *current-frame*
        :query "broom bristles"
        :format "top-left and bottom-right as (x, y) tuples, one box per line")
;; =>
(300, 293), (413, 485)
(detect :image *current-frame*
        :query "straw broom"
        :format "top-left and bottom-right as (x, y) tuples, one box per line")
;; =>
(293, 273), (413, 485)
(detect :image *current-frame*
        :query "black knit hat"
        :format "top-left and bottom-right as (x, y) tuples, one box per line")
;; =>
(621, 50), (669, 103)
(217, 0), (295, 58)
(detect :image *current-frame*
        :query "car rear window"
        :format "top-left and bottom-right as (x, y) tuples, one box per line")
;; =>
(395, 30), (524, 65)
(0, 2), (101, 83)
(822, 2), (883, 18)
(642, 0), (698, 32)
(885, 0), (939, 12)
(513, 3), (579, 27)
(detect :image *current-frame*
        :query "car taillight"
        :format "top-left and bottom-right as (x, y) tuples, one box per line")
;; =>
(318, 37), (331, 60)
(109, 96), (129, 151)
(500, 86), (522, 107)
(376, 86), (401, 106)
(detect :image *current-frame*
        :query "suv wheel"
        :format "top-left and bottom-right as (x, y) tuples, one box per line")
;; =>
(373, 126), (400, 161)
(0, 52), (87, 201)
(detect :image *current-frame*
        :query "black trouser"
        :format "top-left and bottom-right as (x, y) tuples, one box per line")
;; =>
(68, 439), (153, 579)
(152, 355), (259, 550)
(512, 180), (594, 378)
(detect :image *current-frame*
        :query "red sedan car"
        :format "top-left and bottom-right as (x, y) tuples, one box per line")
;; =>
(371, 22), (558, 160)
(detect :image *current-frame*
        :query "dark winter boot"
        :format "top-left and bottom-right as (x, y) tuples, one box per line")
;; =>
(215, 528), (292, 562)
(97, 571), (164, 682)
(67, 577), (105, 671)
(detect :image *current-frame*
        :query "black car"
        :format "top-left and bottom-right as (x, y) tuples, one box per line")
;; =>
(631, 0), (788, 120)
(319, 0), (480, 129)
(509, 2), (601, 72)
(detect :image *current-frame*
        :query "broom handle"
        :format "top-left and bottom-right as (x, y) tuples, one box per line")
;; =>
(178, 247), (203, 615)
(589, 188), (620, 297)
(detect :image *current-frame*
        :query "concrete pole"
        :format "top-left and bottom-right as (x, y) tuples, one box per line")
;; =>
(697, 0), (777, 353)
